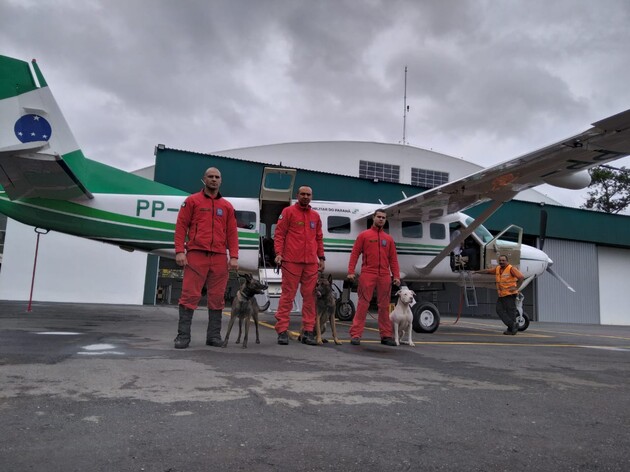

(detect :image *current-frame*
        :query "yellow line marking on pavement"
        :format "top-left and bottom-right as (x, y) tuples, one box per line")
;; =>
(235, 313), (630, 347)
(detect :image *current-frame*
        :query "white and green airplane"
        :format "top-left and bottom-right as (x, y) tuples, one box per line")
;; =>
(2, 54), (630, 332)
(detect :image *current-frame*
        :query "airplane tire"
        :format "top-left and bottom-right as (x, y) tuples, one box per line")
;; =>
(336, 300), (356, 321)
(412, 302), (440, 333)
(516, 312), (530, 331)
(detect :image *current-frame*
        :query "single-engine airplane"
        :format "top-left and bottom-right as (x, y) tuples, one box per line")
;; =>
(2, 54), (630, 333)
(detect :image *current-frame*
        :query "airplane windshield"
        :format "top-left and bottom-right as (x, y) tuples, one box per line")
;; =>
(464, 217), (494, 243)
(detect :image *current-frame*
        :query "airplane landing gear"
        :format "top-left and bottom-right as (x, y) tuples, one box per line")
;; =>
(412, 302), (440, 333)
(334, 279), (356, 321)
(516, 312), (530, 331)
(335, 300), (356, 321)
(515, 293), (530, 331)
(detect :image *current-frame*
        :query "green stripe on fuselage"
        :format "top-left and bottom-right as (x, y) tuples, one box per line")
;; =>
(0, 191), (259, 252)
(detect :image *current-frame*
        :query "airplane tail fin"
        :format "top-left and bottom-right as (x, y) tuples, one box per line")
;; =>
(0, 55), (92, 200)
(0, 55), (185, 201)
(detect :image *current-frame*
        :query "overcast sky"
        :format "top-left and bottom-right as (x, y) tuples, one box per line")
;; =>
(2, 0), (630, 207)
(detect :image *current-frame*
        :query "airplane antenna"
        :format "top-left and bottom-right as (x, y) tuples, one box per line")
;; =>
(402, 65), (409, 145)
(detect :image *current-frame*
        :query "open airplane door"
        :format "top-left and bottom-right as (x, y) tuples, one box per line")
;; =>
(258, 167), (297, 303)
(482, 224), (523, 268)
(259, 167), (296, 206)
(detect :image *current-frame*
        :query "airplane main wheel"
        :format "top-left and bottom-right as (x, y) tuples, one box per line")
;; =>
(336, 300), (356, 321)
(412, 302), (440, 333)
(516, 312), (530, 331)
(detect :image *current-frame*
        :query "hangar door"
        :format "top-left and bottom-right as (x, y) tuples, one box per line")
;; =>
(597, 246), (630, 325)
(536, 239), (599, 324)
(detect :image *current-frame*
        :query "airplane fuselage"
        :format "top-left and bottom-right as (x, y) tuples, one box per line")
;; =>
(0, 191), (551, 288)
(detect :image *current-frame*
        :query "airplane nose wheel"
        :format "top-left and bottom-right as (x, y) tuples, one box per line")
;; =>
(516, 312), (530, 331)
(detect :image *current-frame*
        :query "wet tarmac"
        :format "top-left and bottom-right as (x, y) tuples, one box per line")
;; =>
(1, 300), (629, 471)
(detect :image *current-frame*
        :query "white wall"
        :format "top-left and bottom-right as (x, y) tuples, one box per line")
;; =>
(598, 246), (630, 325)
(0, 219), (148, 305)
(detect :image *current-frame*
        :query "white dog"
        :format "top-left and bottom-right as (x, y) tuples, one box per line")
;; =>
(389, 287), (416, 346)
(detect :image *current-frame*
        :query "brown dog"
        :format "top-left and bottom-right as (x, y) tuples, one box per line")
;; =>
(314, 274), (341, 345)
(222, 274), (268, 349)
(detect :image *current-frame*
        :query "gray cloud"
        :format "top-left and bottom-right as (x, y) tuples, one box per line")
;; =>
(2, 0), (630, 204)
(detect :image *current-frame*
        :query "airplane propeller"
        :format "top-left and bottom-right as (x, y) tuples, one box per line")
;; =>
(538, 207), (575, 292)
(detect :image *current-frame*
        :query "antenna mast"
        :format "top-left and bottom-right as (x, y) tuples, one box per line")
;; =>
(402, 65), (408, 145)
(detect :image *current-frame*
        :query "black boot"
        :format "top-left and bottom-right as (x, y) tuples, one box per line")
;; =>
(301, 330), (317, 346)
(206, 309), (223, 347)
(174, 305), (194, 349)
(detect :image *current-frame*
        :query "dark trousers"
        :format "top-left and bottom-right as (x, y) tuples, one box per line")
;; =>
(496, 294), (518, 330)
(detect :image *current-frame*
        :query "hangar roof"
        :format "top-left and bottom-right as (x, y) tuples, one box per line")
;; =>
(154, 146), (630, 249)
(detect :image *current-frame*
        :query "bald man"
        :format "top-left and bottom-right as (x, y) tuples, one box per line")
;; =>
(173, 167), (239, 349)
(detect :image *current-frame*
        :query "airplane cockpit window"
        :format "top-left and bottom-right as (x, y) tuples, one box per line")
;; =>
(402, 221), (422, 238)
(464, 217), (494, 243)
(429, 223), (446, 240)
(328, 216), (351, 234)
(235, 210), (256, 230)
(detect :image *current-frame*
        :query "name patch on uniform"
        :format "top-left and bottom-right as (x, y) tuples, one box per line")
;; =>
(217, 208), (223, 216)
(310, 221), (315, 229)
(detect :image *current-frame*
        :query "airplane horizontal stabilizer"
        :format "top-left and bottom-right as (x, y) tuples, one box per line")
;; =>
(0, 143), (92, 200)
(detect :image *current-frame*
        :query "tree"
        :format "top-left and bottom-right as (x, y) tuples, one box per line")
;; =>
(581, 165), (630, 214)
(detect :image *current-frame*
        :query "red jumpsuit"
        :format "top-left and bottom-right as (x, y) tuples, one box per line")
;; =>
(348, 226), (400, 339)
(174, 190), (239, 311)
(273, 203), (324, 333)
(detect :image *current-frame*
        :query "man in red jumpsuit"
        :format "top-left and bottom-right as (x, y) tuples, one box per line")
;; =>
(273, 186), (325, 346)
(347, 209), (401, 346)
(173, 167), (239, 349)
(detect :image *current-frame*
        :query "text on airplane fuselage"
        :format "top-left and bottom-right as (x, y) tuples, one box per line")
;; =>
(136, 199), (180, 217)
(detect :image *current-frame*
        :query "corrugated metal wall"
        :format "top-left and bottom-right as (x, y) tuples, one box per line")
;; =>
(536, 239), (599, 324)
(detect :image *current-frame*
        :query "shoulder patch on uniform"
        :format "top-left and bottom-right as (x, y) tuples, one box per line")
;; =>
(278, 215), (283, 220)
(181, 202), (186, 208)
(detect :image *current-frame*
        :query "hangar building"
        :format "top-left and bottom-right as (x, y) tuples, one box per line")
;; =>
(0, 141), (628, 326)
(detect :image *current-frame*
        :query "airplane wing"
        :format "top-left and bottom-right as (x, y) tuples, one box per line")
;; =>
(373, 108), (630, 221)
(0, 141), (93, 200)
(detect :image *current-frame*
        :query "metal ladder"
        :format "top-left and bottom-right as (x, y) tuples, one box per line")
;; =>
(461, 270), (478, 307)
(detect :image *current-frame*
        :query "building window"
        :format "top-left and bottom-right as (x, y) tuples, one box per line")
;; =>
(412, 168), (449, 188)
(359, 160), (400, 183)
(402, 221), (422, 238)
(328, 216), (351, 234)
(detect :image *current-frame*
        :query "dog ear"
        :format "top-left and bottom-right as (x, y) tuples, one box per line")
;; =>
(327, 273), (333, 283)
